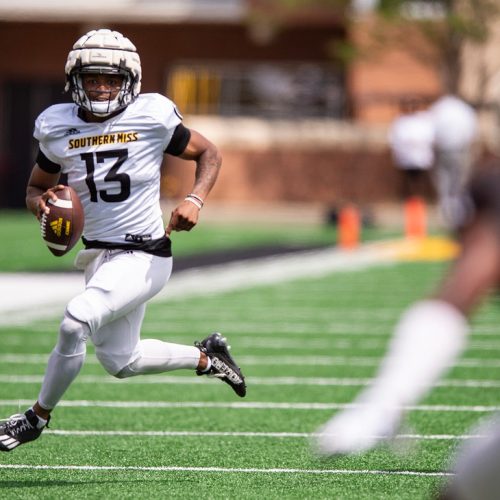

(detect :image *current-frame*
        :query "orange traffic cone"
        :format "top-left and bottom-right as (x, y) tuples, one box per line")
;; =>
(338, 204), (360, 249)
(404, 196), (427, 239)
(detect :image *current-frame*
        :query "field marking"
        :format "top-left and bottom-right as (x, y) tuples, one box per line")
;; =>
(0, 240), (420, 326)
(1, 399), (499, 412)
(239, 356), (500, 368)
(0, 463), (453, 477)
(44, 429), (486, 441)
(8, 324), (500, 339)
(1, 374), (500, 389)
(4, 329), (500, 349)
(2, 353), (500, 368)
(0, 353), (380, 366)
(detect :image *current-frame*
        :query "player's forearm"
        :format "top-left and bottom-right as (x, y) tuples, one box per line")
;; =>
(26, 185), (45, 217)
(191, 147), (222, 200)
(26, 165), (61, 217)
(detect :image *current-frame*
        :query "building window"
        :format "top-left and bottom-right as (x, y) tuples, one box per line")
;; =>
(166, 61), (346, 119)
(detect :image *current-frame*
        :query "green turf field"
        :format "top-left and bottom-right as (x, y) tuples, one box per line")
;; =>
(0, 209), (399, 271)
(1, 255), (498, 499)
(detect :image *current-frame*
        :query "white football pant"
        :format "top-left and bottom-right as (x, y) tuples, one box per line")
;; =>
(37, 248), (201, 410)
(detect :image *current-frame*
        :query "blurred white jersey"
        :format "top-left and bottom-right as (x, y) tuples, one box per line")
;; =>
(430, 95), (477, 150)
(388, 111), (435, 170)
(34, 93), (182, 243)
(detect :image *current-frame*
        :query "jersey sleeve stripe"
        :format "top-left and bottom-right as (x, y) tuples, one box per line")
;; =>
(165, 123), (191, 156)
(36, 148), (61, 174)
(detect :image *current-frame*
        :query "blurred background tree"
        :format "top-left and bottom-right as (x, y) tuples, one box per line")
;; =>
(248, 0), (500, 104)
(372, 0), (500, 100)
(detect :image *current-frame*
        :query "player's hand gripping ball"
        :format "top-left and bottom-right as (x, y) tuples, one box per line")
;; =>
(40, 186), (84, 256)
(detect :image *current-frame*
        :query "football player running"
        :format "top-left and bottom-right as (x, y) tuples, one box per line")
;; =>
(313, 160), (500, 499)
(0, 28), (246, 452)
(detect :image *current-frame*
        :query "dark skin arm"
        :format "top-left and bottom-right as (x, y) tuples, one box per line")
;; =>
(435, 214), (500, 316)
(27, 129), (221, 232)
(26, 165), (63, 220)
(165, 129), (222, 236)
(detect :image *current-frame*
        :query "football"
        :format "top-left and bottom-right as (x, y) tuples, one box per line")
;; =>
(40, 186), (84, 256)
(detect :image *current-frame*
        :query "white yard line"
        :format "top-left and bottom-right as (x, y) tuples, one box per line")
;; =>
(2, 353), (500, 369)
(0, 242), (403, 326)
(0, 463), (453, 477)
(43, 429), (486, 441)
(1, 399), (499, 412)
(1, 374), (500, 389)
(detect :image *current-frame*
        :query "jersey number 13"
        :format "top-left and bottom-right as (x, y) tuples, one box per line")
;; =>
(81, 149), (130, 202)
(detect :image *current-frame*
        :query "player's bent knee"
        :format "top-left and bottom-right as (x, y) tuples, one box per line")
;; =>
(94, 349), (129, 377)
(57, 312), (90, 356)
(66, 287), (113, 334)
(114, 365), (135, 379)
(113, 354), (151, 379)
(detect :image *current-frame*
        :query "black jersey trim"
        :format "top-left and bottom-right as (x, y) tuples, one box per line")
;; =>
(165, 123), (191, 156)
(36, 148), (61, 174)
(82, 235), (172, 258)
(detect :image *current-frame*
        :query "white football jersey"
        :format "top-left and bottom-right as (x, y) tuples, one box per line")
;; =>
(34, 93), (182, 243)
(430, 95), (478, 150)
(388, 111), (435, 170)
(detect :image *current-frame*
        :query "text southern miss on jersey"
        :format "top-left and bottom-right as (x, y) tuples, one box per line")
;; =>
(68, 132), (139, 149)
(34, 93), (182, 243)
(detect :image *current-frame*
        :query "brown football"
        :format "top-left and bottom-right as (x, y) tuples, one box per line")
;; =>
(40, 186), (84, 256)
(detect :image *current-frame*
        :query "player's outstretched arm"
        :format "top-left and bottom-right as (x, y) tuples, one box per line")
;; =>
(166, 130), (221, 236)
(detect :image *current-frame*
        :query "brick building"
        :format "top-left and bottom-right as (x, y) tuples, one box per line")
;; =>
(0, 1), (494, 209)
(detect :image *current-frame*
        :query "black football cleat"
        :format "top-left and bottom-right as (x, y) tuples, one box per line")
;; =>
(0, 409), (50, 452)
(195, 332), (246, 397)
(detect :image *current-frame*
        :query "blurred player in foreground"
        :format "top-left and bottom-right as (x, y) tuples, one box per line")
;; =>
(314, 159), (500, 499)
(0, 28), (246, 452)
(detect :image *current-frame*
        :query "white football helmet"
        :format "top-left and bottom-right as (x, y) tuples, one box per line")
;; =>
(65, 29), (142, 116)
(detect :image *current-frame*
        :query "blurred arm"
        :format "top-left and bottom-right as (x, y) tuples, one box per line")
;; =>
(437, 215), (500, 316)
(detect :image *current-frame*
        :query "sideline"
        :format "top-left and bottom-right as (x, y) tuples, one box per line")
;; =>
(0, 237), (457, 326)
